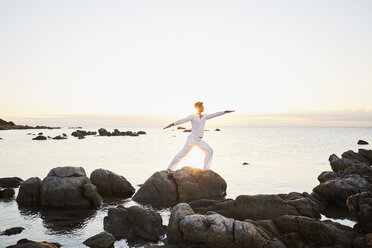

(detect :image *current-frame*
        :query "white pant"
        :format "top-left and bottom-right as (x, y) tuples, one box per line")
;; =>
(168, 134), (214, 171)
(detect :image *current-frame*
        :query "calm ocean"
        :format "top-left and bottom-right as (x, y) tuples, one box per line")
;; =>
(1, 126), (371, 247)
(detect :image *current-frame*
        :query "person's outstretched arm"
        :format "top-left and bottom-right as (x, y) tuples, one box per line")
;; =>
(163, 114), (193, 129)
(205, 110), (235, 120)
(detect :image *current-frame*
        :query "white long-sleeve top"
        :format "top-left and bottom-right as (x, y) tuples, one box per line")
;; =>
(173, 111), (225, 138)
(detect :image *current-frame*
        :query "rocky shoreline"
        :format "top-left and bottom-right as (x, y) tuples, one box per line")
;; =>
(1, 148), (372, 247)
(0, 118), (60, 130)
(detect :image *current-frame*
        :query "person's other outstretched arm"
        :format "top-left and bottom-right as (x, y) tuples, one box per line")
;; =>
(163, 114), (193, 129)
(205, 110), (235, 120)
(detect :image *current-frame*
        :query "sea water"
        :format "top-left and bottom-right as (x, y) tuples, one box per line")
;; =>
(0, 126), (371, 247)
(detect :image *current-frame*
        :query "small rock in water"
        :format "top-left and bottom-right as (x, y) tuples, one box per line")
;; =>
(52, 135), (67, 140)
(1, 227), (25, 236)
(0, 177), (23, 188)
(7, 238), (61, 248)
(177, 126), (186, 130)
(0, 187), (16, 198)
(38, 132), (43, 135)
(183, 129), (191, 132)
(32, 135), (47, 140)
(137, 131), (146, 135)
(242, 162), (250, 165)
(0, 137), (2, 140)
(62, 133), (67, 137)
(83, 231), (115, 248)
(215, 128), (221, 131)
(358, 139), (369, 145)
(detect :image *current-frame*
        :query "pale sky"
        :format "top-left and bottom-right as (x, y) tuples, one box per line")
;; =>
(1, 0), (371, 126)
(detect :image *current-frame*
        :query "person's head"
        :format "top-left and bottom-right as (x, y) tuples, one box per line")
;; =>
(194, 101), (204, 113)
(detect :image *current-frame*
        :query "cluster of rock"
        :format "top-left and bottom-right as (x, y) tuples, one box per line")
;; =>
(311, 149), (372, 212)
(71, 130), (97, 139)
(16, 167), (135, 210)
(0, 177), (23, 199)
(0, 118), (60, 130)
(5, 148), (372, 247)
(32, 133), (68, 141)
(98, 128), (146, 137)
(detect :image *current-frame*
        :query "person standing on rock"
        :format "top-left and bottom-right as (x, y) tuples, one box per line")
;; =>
(163, 102), (234, 172)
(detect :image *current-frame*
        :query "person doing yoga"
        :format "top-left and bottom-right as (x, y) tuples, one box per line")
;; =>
(163, 102), (234, 172)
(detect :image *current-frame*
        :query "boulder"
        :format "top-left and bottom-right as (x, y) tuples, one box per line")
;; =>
(167, 203), (282, 248)
(52, 135), (67, 140)
(358, 140), (369, 145)
(7, 239), (61, 248)
(83, 231), (115, 248)
(16, 177), (42, 206)
(0, 187), (15, 198)
(98, 128), (111, 136)
(90, 168), (135, 198)
(40, 166), (102, 209)
(312, 174), (370, 207)
(342, 150), (370, 165)
(272, 215), (362, 248)
(132, 167), (227, 208)
(190, 193), (320, 220)
(32, 135), (47, 140)
(0, 177), (23, 188)
(103, 205), (166, 242)
(167, 203), (365, 248)
(317, 171), (338, 183)
(347, 191), (372, 233)
(1, 227), (24, 236)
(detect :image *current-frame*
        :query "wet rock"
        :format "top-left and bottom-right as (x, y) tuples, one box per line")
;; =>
(1, 227), (24, 235)
(0, 187), (15, 198)
(347, 191), (372, 233)
(32, 135), (47, 140)
(317, 171), (338, 183)
(190, 192), (320, 220)
(358, 140), (369, 145)
(90, 168), (135, 198)
(167, 203), (280, 248)
(7, 238), (61, 248)
(16, 177), (42, 206)
(177, 127), (186, 130)
(0, 177), (23, 188)
(312, 174), (370, 207)
(137, 131), (146, 135)
(83, 231), (115, 248)
(242, 162), (249, 165)
(98, 128), (111, 136)
(52, 135), (67, 140)
(104, 205), (166, 242)
(272, 215), (362, 248)
(132, 167), (227, 208)
(40, 166), (102, 209)
(183, 129), (191, 132)
(342, 150), (370, 165)
(215, 128), (221, 131)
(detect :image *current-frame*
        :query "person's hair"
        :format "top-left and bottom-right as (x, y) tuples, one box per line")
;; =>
(194, 102), (203, 109)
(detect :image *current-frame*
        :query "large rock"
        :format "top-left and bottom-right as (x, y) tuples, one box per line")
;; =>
(16, 177), (42, 206)
(167, 203), (283, 248)
(103, 205), (166, 242)
(40, 167), (102, 209)
(167, 203), (365, 248)
(132, 167), (227, 208)
(0, 177), (23, 188)
(90, 168), (135, 198)
(189, 192), (320, 220)
(83, 231), (115, 248)
(347, 191), (372, 233)
(272, 215), (362, 248)
(312, 174), (370, 207)
(0, 187), (16, 198)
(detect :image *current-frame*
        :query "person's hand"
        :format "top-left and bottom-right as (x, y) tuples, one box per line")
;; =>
(163, 123), (174, 129)
(224, 110), (235, 113)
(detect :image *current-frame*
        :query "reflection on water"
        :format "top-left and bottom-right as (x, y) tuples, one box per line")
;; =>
(19, 206), (97, 235)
